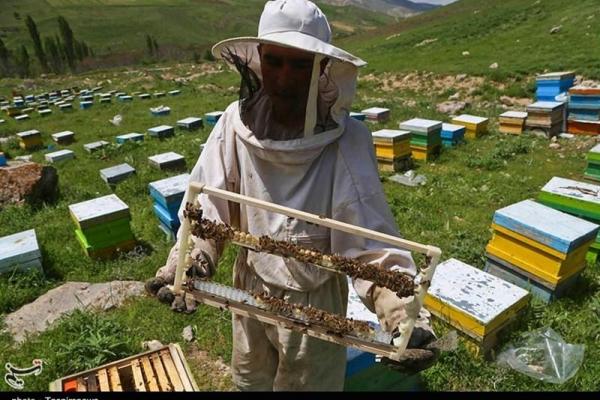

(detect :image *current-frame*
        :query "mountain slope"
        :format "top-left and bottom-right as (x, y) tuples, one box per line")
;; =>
(321, 0), (438, 17)
(343, 0), (600, 79)
(0, 0), (393, 55)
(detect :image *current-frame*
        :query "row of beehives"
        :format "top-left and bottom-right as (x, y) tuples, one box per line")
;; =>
(361, 112), (489, 173)
(0, 87), (183, 122)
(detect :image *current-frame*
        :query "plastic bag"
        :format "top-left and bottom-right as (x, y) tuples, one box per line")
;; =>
(496, 327), (585, 384)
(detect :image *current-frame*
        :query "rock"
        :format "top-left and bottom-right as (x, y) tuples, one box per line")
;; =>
(415, 38), (438, 47)
(436, 101), (467, 114)
(0, 162), (58, 207)
(550, 25), (562, 34)
(182, 325), (195, 342)
(448, 92), (461, 100)
(171, 295), (187, 312)
(462, 51), (470, 56)
(389, 170), (427, 187)
(551, 136), (558, 143)
(4, 281), (145, 343)
(549, 143), (561, 149)
(500, 96), (513, 106)
(489, 62), (499, 69)
(456, 74), (467, 81)
(142, 340), (164, 351)
(559, 133), (575, 139)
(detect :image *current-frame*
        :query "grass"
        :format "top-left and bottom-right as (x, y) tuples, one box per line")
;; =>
(1, 60), (599, 391)
(343, 0), (600, 80)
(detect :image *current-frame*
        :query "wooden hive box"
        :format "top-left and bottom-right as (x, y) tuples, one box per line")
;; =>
(371, 129), (411, 160)
(150, 106), (171, 117)
(99, 97), (111, 104)
(168, 89), (181, 96)
(17, 129), (43, 149)
(39, 108), (52, 117)
(49, 343), (198, 392)
(361, 107), (390, 122)
(100, 163), (136, 184)
(440, 123), (466, 142)
(177, 117), (203, 131)
(139, 93), (151, 100)
(80, 101), (93, 109)
(485, 253), (583, 304)
(425, 258), (530, 355)
(568, 119), (600, 136)
(585, 144), (600, 181)
(538, 177), (600, 223)
(499, 111), (527, 135)
(0, 152), (6, 166)
(148, 152), (185, 170)
(45, 149), (75, 163)
(410, 144), (440, 161)
(451, 114), (489, 139)
(154, 92), (166, 98)
(487, 199), (598, 285)
(147, 125), (175, 139)
(84, 140), (109, 153)
(0, 229), (43, 274)
(205, 111), (224, 126)
(68, 194), (131, 231)
(52, 130), (75, 144)
(58, 103), (73, 111)
(14, 114), (30, 122)
(349, 112), (366, 121)
(116, 133), (144, 144)
(149, 173), (189, 215)
(118, 95), (133, 102)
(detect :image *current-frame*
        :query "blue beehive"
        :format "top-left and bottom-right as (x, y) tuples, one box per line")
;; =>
(568, 87), (600, 122)
(0, 152), (6, 166)
(440, 123), (466, 148)
(205, 111), (224, 127)
(149, 174), (189, 238)
(148, 125), (174, 138)
(536, 72), (575, 101)
(350, 112), (366, 121)
(80, 101), (93, 109)
(177, 117), (203, 131)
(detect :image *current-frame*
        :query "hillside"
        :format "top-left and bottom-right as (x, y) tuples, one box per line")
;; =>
(344, 0), (600, 79)
(321, 0), (438, 17)
(0, 0), (392, 56)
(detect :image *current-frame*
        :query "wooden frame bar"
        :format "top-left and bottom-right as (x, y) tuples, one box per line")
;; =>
(173, 183), (442, 361)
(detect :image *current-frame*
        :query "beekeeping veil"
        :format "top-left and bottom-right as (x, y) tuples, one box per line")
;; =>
(211, 0), (365, 141)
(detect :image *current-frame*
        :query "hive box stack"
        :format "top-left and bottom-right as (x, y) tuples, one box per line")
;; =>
(149, 174), (189, 239)
(425, 258), (529, 356)
(440, 123), (466, 147)
(371, 129), (412, 172)
(0, 229), (43, 274)
(537, 177), (600, 264)
(525, 101), (565, 138)
(205, 111), (223, 127)
(451, 114), (488, 139)
(484, 199), (598, 303)
(68, 194), (136, 259)
(567, 86), (600, 136)
(584, 144), (600, 181)
(499, 111), (528, 135)
(399, 118), (442, 161)
(361, 107), (390, 123)
(17, 129), (43, 150)
(536, 71), (575, 101)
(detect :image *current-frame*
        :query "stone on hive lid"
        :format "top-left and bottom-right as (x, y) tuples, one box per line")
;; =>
(68, 194), (130, 229)
(84, 140), (109, 153)
(45, 149), (75, 163)
(99, 163), (136, 184)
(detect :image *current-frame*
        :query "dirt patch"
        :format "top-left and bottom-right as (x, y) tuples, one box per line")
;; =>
(185, 343), (236, 391)
(331, 21), (356, 33)
(361, 71), (486, 96)
(0, 162), (58, 207)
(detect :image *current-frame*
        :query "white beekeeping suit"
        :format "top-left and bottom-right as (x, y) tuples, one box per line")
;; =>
(155, 0), (434, 391)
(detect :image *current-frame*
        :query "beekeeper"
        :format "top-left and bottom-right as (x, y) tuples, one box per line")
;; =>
(148, 0), (437, 391)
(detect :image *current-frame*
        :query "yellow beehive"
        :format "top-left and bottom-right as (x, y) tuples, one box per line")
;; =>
(372, 129), (411, 160)
(411, 144), (440, 161)
(452, 114), (489, 139)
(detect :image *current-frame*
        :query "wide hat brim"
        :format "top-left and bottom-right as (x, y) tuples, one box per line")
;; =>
(212, 30), (366, 67)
